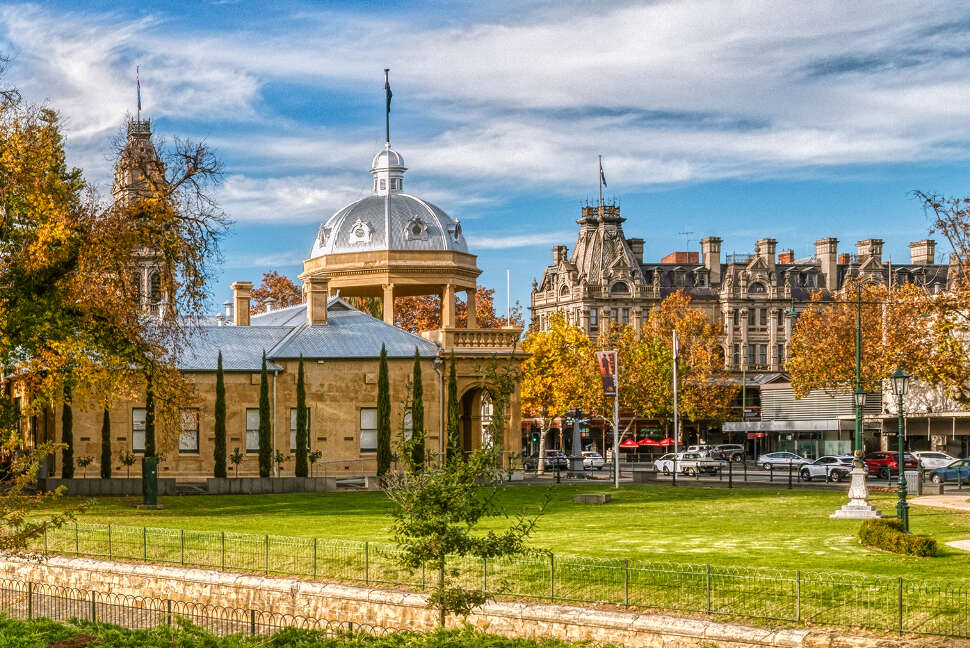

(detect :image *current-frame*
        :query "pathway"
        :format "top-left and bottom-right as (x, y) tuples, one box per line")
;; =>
(909, 493), (970, 512)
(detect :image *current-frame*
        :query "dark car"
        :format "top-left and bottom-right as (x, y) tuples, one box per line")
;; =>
(524, 450), (568, 470)
(711, 444), (745, 462)
(864, 451), (918, 478)
(928, 458), (970, 484)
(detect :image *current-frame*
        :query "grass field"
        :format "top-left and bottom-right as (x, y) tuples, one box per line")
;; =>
(32, 483), (970, 580)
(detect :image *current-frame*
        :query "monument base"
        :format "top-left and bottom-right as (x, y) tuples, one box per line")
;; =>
(831, 464), (881, 519)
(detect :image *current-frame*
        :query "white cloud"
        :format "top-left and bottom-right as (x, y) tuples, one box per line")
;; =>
(468, 230), (577, 250)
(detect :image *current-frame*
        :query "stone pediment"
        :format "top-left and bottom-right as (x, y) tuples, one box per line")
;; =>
(858, 256), (883, 273)
(746, 256), (770, 271)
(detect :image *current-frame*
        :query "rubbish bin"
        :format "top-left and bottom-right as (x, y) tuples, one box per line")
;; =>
(904, 470), (922, 497)
(142, 456), (159, 506)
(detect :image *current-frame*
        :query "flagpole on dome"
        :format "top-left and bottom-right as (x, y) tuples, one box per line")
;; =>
(383, 69), (392, 246)
(136, 65), (142, 124)
(384, 68), (392, 149)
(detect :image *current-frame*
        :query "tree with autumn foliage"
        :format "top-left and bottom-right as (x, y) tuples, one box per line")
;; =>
(520, 311), (601, 472)
(395, 286), (522, 333)
(250, 271), (301, 314)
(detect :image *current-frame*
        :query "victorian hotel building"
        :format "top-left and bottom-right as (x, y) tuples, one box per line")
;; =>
(24, 113), (524, 482)
(530, 202), (966, 459)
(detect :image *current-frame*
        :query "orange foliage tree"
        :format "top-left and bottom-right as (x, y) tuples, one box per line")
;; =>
(250, 271), (301, 314)
(394, 286), (521, 333)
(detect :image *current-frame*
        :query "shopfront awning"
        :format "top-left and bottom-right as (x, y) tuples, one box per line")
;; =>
(723, 420), (841, 432)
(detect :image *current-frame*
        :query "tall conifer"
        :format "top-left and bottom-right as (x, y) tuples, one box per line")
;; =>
(144, 373), (156, 457)
(100, 407), (111, 479)
(410, 348), (424, 469)
(446, 353), (461, 463)
(258, 351), (272, 477)
(295, 354), (308, 477)
(377, 344), (391, 476)
(214, 350), (227, 478)
(61, 384), (73, 478)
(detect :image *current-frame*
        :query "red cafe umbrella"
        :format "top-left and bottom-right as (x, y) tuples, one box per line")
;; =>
(619, 438), (639, 450)
(638, 438), (661, 447)
(658, 437), (676, 446)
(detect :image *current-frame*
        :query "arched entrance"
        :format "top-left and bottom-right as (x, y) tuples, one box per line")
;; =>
(459, 387), (493, 455)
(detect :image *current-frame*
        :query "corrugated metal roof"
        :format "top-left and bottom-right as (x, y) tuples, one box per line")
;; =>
(182, 299), (437, 371)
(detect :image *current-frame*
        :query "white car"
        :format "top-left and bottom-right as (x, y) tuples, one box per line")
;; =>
(686, 445), (712, 457)
(799, 455), (854, 482)
(654, 452), (720, 476)
(582, 451), (605, 469)
(758, 452), (810, 471)
(912, 451), (958, 470)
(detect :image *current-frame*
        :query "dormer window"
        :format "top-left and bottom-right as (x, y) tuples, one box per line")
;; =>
(695, 271), (707, 287)
(748, 282), (766, 294)
(610, 282), (629, 294)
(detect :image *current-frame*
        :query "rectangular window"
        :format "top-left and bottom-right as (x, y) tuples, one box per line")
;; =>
(589, 309), (598, 326)
(132, 408), (146, 453)
(289, 407), (311, 452)
(759, 308), (767, 326)
(403, 409), (413, 441)
(732, 344), (740, 367)
(179, 409), (199, 453)
(245, 408), (260, 453)
(610, 308), (618, 322)
(621, 308), (629, 324)
(747, 309), (755, 326)
(759, 344), (768, 365)
(747, 344), (756, 366)
(379, 179), (386, 190)
(733, 310), (739, 327)
(360, 408), (378, 453)
(777, 344), (785, 365)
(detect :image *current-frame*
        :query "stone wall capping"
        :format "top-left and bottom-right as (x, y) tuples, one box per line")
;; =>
(0, 554), (938, 648)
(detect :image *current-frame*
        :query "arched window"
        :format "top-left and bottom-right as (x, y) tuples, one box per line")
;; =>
(748, 282), (766, 294)
(610, 282), (629, 294)
(480, 392), (494, 449)
(559, 285), (570, 298)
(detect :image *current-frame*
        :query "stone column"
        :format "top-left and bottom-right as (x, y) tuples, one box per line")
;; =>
(442, 284), (456, 328)
(466, 287), (478, 328)
(723, 307), (734, 369)
(768, 308), (779, 370)
(382, 284), (395, 324)
(739, 308), (748, 370)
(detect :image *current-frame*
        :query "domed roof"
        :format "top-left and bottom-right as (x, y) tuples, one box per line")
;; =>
(310, 145), (468, 257)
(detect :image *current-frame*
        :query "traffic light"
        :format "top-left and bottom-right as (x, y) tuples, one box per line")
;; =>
(529, 425), (539, 443)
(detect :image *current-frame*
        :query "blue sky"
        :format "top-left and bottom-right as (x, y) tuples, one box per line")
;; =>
(4, 1), (970, 313)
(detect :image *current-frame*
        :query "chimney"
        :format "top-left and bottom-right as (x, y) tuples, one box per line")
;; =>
(231, 281), (253, 326)
(224, 300), (232, 320)
(815, 237), (838, 291)
(778, 249), (794, 264)
(755, 238), (777, 271)
(909, 239), (936, 265)
(838, 253), (851, 265)
(660, 251), (699, 264)
(265, 297), (275, 313)
(856, 239), (883, 264)
(700, 237), (722, 285)
(627, 238), (644, 264)
(552, 245), (568, 265)
(303, 274), (330, 325)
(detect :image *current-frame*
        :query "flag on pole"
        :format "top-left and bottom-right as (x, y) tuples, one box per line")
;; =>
(136, 66), (141, 112)
(599, 157), (607, 188)
(384, 69), (392, 113)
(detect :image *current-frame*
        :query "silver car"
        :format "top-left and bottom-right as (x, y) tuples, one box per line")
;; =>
(912, 451), (958, 470)
(799, 455), (854, 482)
(582, 451), (605, 469)
(758, 451), (810, 471)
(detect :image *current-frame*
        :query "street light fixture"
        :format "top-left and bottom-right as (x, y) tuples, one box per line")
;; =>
(890, 367), (911, 533)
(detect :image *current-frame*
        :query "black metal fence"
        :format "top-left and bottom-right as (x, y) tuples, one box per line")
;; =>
(0, 576), (394, 636)
(30, 522), (970, 638)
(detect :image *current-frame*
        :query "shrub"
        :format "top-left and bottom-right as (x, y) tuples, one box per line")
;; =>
(859, 518), (938, 557)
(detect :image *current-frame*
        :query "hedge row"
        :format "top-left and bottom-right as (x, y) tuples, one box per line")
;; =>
(0, 616), (612, 648)
(858, 518), (938, 557)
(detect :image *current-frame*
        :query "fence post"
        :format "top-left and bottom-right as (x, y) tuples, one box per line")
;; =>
(728, 460), (733, 488)
(221, 532), (226, 571)
(769, 465), (773, 482)
(624, 559), (629, 606)
(43, 526), (47, 554)
(75, 522), (79, 557)
(27, 582), (32, 619)
(167, 599), (172, 627)
(90, 590), (96, 623)
(898, 577), (903, 636)
(143, 527), (147, 561)
(180, 529), (185, 566)
(365, 541), (370, 585)
(743, 459), (747, 482)
(264, 534), (269, 576)
(705, 564), (711, 613)
(788, 463), (793, 489)
(107, 525), (112, 560)
(250, 608), (256, 635)
(549, 553), (555, 601)
(313, 538), (318, 579)
(796, 570), (801, 623)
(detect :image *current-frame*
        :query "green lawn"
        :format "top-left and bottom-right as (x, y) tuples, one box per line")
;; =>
(33, 484), (970, 580)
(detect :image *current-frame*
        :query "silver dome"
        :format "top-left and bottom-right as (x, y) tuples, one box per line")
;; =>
(311, 193), (468, 257)
(371, 148), (405, 171)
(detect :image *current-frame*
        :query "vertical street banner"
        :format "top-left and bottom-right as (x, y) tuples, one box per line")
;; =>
(595, 350), (618, 396)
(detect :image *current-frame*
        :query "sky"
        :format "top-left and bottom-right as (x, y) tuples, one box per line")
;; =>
(3, 1), (970, 314)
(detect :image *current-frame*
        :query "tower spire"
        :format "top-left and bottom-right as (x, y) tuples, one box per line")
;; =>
(136, 65), (142, 124)
(384, 68), (392, 147)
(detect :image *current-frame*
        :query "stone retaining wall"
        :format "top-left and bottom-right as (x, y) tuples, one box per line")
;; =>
(0, 555), (936, 648)
(206, 476), (336, 494)
(37, 478), (177, 497)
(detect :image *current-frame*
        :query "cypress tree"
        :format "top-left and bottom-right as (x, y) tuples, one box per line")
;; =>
(446, 353), (461, 463)
(295, 354), (308, 477)
(214, 350), (227, 478)
(258, 351), (272, 478)
(410, 348), (424, 469)
(61, 383), (73, 478)
(377, 344), (391, 476)
(144, 373), (156, 457)
(100, 407), (111, 479)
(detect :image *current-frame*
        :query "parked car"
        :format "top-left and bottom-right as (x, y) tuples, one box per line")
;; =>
(864, 451), (918, 478)
(685, 445), (713, 457)
(799, 456), (854, 482)
(912, 451), (958, 470)
(928, 458), (970, 484)
(757, 452), (810, 471)
(655, 452), (720, 476)
(523, 450), (568, 470)
(582, 451), (605, 470)
(711, 444), (746, 462)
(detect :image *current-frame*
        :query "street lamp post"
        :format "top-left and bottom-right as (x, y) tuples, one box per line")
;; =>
(890, 368), (911, 532)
